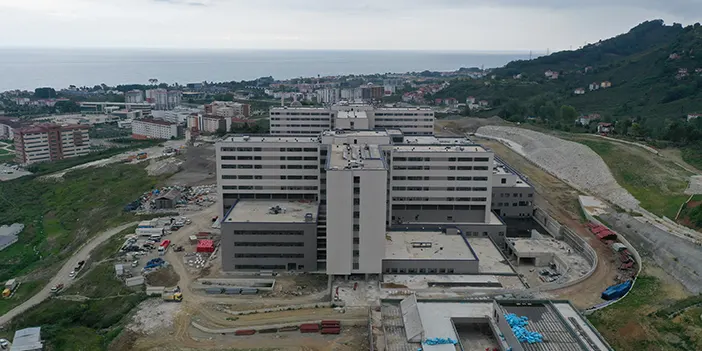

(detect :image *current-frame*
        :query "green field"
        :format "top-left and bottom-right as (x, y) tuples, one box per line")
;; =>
(568, 136), (691, 219)
(589, 275), (702, 350)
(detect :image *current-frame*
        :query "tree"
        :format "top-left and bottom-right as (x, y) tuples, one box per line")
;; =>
(559, 105), (578, 122)
(54, 101), (80, 114)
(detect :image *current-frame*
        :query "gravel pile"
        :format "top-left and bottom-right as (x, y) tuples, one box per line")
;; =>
(476, 126), (639, 210)
(127, 299), (181, 335)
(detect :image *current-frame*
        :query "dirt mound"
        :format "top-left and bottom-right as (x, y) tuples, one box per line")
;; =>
(145, 266), (180, 286)
(438, 116), (507, 133)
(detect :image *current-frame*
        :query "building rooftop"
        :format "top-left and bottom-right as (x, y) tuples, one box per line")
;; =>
(327, 143), (386, 170)
(467, 238), (515, 274)
(223, 135), (319, 143)
(133, 118), (177, 126)
(336, 110), (368, 119)
(385, 231), (477, 260)
(507, 238), (575, 256)
(393, 144), (486, 153)
(11, 327), (43, 351)
(322, 129), (388, 138)
(224, 200), (319, 224)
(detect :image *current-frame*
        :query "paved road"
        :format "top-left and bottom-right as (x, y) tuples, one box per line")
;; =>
(0, 221), (138, 326)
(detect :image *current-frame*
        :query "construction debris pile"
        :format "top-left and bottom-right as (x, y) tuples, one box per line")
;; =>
(476, 126), (639, 210)
(184, 252), (209, 270)
(124, 184), (217, 212)
(504, 313), (543, 344)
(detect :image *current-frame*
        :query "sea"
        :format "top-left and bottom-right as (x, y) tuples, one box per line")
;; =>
(0, 48), (534, 92)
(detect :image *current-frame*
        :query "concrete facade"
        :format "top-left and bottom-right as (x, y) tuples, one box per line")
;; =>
(131, 118), (178, 140)
(14, 124), (90, 164)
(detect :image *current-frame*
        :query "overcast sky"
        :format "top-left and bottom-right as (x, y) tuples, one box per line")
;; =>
(0, 0), (695, 51)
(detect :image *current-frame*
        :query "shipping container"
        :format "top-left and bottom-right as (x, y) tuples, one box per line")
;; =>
(136, 228), (164, 236)
(258, 328), (278, 334)
(321, 327), (341, 335)
(224, 288), (241, 295)
(205, 287), (224, 294)
(234, 329), (256, 336)
(601, 280), (633, 300)
(299, 323), (320, 333)
(321, 320), (340, 326)
(240, 288), (258, 295)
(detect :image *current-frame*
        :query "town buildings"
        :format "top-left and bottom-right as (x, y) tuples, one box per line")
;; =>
(146, 89), (182, 110)
(14, 124), (90, 164)
(125, 90), (144, 104)
(205, 101), (251, 118)
(360, 84), (384, 101)
(215, 128), (533, 275)
(270, 105), (435, 136)
(131, 118), (179, 140)
(80, 102), (153, 117)
(0, 117), (24, 140)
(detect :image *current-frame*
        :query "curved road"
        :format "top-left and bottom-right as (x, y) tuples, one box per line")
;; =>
(0, 221), (138, 326)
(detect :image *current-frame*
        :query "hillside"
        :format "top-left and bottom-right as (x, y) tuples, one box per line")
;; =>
(433, 20), (702, 161)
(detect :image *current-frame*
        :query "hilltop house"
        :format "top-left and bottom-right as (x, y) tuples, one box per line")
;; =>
(601, 81), (612, 89)
(574, 88), (586, 95)
(669, 53), (681, 60)
(597, 122), (613, 134)
(577, 114), (601, 126)
(687, 114), (702, 122)
(544, 70), (559, 79)
(589, 82), (600, 91)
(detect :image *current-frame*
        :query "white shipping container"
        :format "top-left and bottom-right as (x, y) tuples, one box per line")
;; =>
(136, 228), (165, 237)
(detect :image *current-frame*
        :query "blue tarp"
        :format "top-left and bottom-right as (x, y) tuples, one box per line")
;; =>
(505, 313), (544, 344)
(423, 337), (457, 345)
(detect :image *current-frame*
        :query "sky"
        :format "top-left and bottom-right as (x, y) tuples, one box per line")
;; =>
(0, 0), (696, 51)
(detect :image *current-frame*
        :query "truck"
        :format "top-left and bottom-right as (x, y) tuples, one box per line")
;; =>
(158, 240), (171, 255)
(50, 283), (64, 295)
(2, 279), (18, 298)
(136, 227), (164, 237)
(162, 292), (183, 302)
(136, 152), (148, 160)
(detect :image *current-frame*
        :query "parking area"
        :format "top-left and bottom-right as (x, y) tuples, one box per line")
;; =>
(0, 164), (31, 181)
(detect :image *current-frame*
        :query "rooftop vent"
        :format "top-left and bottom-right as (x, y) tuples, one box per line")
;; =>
(304, 213), (314, 222)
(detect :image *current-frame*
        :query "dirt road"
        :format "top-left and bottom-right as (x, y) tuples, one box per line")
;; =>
(0, 221), (138, 326)
(477, 139), (619, 308)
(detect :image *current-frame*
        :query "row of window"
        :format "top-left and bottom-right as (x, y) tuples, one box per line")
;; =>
(391, 204), (486, 210)
(393, 157), (490, 162)
(234, 242), (304, 247)
(496, 193), (532, 198)
(222, 164), (318, 169)
(270, 112), (331, 116)
(393, 166), (489, 171)
(392, 176), (484, 181)
(221, 156), (318, 161)
(378, 125), (434, 129)
(221, 147), (318, 152)
(235, 253), (305, 258)
(374, 113), (433, 117)
(222, 175), (318, 180)
(385, 267), (455, 274)
(224, 185), (319, 191)
(392, 187), (488, 192)
(235, 265), (286, 270)
(392, 197), (488, 202)
(374, 118), (434, 122)
(232, 230), (304, 236)
(270, 117), (330, 121)
(271, 124), (330, 128)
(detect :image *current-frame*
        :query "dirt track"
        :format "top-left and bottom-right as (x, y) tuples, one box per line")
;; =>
(477, 139), (619, 308)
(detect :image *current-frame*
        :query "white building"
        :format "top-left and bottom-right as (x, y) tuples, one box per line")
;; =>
(216, 129), (518, 275)
(270, 105), (435, 136)
(147, 89), (181, 110)
(131, 118), (178, 140)
(125, 90), (144, 104)
(316, 88), (341, 105)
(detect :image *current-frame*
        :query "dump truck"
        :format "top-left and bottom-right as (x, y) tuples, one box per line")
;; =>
(3, 279), (18, 298)
(163, 292), (183, 302)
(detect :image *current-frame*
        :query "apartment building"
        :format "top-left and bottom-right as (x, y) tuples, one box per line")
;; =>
(0, 117), (24, 140)
(270, 104), (435, 136)
(125, 90), (144, 104)
(216, 129), (527, 275)
(14, 124), (90, 164)
(131, 118), (178, 140)
(205, 101), (251, 118)
(269, 107), (334, 135)
(146, 89), (182, 110)
(360, 84), (384, 101)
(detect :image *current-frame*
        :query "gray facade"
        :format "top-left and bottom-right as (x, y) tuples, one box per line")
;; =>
(391, 205), (486, 224)
(491, 186), (534, 219)
(221, 221), (318, 272)
(382, 259), (479, 274)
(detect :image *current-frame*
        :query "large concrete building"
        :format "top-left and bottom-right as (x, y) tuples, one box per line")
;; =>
(269, 104), (435, 136)
(146, 89), (182, 110)
(216, 128), (532, 275)
(131, 118), (178, 140)
(205, 101), (251, 118)
(14, 124), (90, 164)
(125, 90), (144, 104)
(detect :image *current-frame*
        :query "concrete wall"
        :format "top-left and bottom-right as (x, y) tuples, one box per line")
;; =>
(391, 206), (486, 224)
(326, 170), (354, 274)
(491, 186), (534, 218)
(221, 221), (318, 272)
(493, 301), (524, 351)
(358, 170), (388, 274)
(382, 259), (480, 274)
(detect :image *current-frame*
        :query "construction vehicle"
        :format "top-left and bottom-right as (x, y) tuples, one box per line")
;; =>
(50, 283), (64, 295)
(137, 152), (148, 160)
(3, 279), (18, 298)
(162, 292), (183, 302)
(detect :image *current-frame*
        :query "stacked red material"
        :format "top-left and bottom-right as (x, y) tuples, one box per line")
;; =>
(300, 323), (320, 333)
(197, 239), (215, 253)
(321, 327), (341, 334)
(234, 329), (256, 336)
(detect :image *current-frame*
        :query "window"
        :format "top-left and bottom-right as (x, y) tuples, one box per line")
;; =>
(501, 178), (507, 184)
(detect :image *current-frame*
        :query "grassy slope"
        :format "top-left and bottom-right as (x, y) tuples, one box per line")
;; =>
(0, 164), (160, 315)
(589, 275), (702, 350)
(567, 136), (691, 219)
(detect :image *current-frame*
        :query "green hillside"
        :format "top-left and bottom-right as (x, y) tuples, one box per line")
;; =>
(434, 20), (702, 163)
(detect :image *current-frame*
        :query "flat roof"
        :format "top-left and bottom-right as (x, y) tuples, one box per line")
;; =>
(507, 238), (571, 255)
(467, 238), (515, 274)
(385, 231), (477, 260)
(393, 144), (487, 153)
(224, 200), (319, 223)
(133, 118), (177, 126)
(222, 135), (319, 143)
(337, 110), (368, 119)
(322, 129), (389, 137)
(328, 143), (386, 170)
